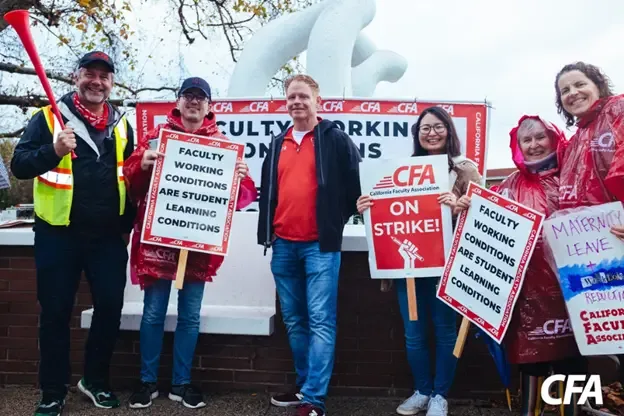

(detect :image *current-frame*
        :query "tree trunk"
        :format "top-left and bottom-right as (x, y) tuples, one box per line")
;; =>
(0, 0), (38, 32)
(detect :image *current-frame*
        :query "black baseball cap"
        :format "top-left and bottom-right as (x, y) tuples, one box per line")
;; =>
(178, 77), (212, 101)
(78, 51), (115, 73)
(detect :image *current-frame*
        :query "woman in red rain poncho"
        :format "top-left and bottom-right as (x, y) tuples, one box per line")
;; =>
(456, 115), (586, 415)
(554, 61), (624, 394)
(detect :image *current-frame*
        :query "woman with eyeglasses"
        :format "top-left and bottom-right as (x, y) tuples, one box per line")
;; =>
(357, 106), (481, 416)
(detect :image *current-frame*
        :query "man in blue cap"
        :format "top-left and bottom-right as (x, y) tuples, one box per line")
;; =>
(124, 77), (256, 410)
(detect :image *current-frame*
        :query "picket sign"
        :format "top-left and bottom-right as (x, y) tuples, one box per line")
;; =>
(140, 129), (245, 290)
(435, 183), (544, 356)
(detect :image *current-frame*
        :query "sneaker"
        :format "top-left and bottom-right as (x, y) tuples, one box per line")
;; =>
(426, 395), (448, 416)
(396, 391), (430, 415)
(271, 392), (303, 407)
(34, 392), (65, 416)
(296, 403), (326, 416)
(169, 384), (206, 409)
(128, 381), (159, 409)
(77, 378), (120, 409)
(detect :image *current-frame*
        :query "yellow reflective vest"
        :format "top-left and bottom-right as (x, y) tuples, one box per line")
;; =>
(33, 105), (129, 226)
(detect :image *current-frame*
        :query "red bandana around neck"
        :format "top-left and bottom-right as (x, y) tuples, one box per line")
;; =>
(72, 93), (109, 131)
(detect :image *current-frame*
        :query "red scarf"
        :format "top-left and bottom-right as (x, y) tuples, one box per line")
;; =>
(72, 93), (109, 131)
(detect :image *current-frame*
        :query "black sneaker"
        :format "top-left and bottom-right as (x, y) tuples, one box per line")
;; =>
(34, 392), (65, 416)
(296, 403), (326, 416)
(128, 381), (159, 409)
(77, 378), (120, 409)
(169, 384), (206, 409)
(271, 392), (303, 407)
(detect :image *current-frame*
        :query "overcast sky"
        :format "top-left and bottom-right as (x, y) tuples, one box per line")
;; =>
(5, 0), (622, 171)
(124, 0), (624, 170)
(360, 0), (624, 168)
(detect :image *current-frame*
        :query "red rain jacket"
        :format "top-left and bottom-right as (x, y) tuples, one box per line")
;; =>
(558, 94), (624, 209)
(124, 108), (257, 289)
(497, 115), (580, 364)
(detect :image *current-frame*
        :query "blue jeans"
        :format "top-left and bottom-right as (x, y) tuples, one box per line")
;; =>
(396, 278), (458, 397)
(139, 278), (205, 385)
(271, 238), (341, 411)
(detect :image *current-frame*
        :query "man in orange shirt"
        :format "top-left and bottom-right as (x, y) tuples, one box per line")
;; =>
(257, 74), (361, 416)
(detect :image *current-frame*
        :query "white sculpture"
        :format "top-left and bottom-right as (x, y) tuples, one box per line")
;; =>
(227, 0), (408, 97)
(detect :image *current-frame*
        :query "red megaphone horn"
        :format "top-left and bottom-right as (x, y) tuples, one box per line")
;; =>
(4, 9), (76, 159)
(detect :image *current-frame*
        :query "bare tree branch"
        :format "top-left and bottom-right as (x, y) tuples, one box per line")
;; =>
(216, 4), (238, 62)
(0, 62), (177, 96)
(0, 62), (74, 85)
(0, 127), (24, 138)
(0, 94), (124, 107)
(29, 15), (80, 59)
(0, 0), (38, 32)
(176, 0), (194, 44)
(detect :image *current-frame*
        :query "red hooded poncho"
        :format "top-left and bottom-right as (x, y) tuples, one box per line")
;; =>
(123, 108), (258, 289)
(558, 94), (624, 209)
(497, 115), (580, 364)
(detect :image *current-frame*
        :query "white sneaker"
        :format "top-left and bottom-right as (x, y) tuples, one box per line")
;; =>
(426, 395), (448, 416)
(396, 391), (430, 415)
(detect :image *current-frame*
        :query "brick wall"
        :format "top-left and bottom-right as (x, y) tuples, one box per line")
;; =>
(2, 244), (587, 402)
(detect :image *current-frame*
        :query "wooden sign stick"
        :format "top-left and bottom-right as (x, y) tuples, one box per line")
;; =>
(174, 249), (189, 290)
(406, 247), (424, 322)
(453, 317), (471, 357)
(406, 278), (418, 321)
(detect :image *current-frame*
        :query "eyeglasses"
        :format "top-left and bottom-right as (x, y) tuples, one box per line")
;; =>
(181, 93), (208, 102)
(419, 123), (447, 134)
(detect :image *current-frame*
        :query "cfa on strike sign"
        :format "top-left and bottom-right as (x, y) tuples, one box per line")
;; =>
(360, 154), (453, 278)
(141, 129), (244, 255)
(437, 183), (544, 343)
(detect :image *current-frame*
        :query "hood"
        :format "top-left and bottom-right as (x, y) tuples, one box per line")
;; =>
(576, 94), (624, 129)
(317, 117), (339, 134)
(164, 107), (220, 135)
(508, 115), (567, 176)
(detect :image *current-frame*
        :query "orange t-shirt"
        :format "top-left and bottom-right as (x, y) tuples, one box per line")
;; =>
(272, 128), (318, 241)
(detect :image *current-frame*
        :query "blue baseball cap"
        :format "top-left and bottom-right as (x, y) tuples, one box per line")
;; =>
(178, 77), (211, 101)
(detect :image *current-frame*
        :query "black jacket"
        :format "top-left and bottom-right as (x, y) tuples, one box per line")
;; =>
(257, 118), (362, 253)
(11, 93), (135, 235)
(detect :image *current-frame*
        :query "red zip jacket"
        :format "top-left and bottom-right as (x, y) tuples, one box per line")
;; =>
(124, 108), (257, 289)
(498, 115), (580, 364)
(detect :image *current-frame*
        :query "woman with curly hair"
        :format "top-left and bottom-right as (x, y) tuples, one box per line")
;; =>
(554, 61), (624, 392)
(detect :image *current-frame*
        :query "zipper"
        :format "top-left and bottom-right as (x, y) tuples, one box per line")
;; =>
(264, 133), (278, 254)
(316, 124), (324, 186)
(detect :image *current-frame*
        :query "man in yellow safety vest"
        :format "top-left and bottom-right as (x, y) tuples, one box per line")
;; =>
(11, 51), (135, 416)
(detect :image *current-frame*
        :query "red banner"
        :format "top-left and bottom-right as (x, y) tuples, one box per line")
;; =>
(134, 98), (489, 186)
